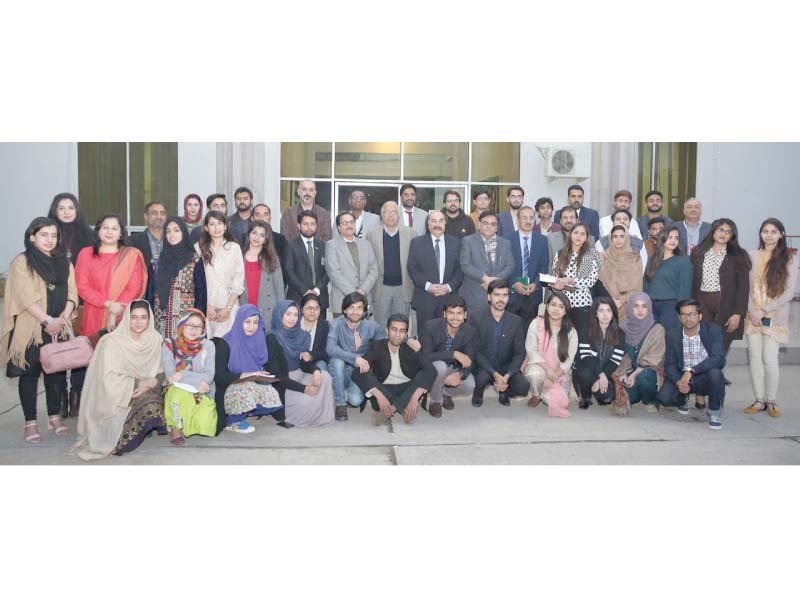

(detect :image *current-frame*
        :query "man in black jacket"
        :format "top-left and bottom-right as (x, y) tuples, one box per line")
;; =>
(657, 298), (727, 430)
(352, 314), (435, 425)
(284, 210), (329, 315)
(467, 279), (529, 407)
(419, 295), (477, 418)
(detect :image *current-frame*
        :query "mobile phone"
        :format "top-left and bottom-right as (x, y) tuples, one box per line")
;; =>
(761, 317), (772, 327)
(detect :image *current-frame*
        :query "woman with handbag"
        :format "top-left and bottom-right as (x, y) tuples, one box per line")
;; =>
(1, 217), (78, 442)
(47, 192), (95, 419)
(70, 300), (165, 460)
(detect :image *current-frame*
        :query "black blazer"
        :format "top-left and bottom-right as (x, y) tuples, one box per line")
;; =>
(308, 319), (330, 363)
(690, 247), (750, 340)
(467, 309), (526, 375)
(352, 339), (436, 393)
(127, 231), (154, 266)
(419, 317), (477, 379)
(663, 321), (726, 383)
(407, 234), (464, 312)
(284, 236), (329, 312)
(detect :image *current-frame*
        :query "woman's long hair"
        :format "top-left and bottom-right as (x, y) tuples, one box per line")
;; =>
(695, 218), (752, 271)
(759, 217), (792, 299)
(544, 291), (573, 362)
(644, 224), (682, 283)
(91, 213), (127, 256)
(588, 296), (621, 348)
(242, 220), (279, 273)
(198, 210), (237, 265)
(46, 192), (94, 248)
(554, 223), (591, 276)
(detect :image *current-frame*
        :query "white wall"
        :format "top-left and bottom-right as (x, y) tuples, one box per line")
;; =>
(177, 142), (217, 216)
(520, 142), (593, 211)
(0, 143), (77, 272)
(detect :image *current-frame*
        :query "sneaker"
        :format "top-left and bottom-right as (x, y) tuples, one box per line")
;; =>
(645, 404), (659, 413)
(708, 415), (723, 430)
(225, 420), (255, 433)
(335, 405), (348, 421)
(676, 403), (690, 415)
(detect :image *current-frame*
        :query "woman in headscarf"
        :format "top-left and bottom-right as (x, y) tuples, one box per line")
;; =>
(598, 225), (643, 320)
(70, 300), (165, 460)
(612, 292), (666, 416)
(268, 300), (334, 427)
(162, 308), (217, 445)
(148, 217), (206, 338)
(181, 193), (203, 231)
(213, 304), (283, 434)
(47, 192), (95, 419)
(2, 217), (78, 442)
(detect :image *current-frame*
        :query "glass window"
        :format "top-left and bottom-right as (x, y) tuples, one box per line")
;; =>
(334, 142), (401, 180)
(467, 184), (516, 215)
(281, 142), (332, 178)
(403, 142), (469, 181)
(636, 142), (697, 221)
(336, 184), (398, 217)
(471, 142), (520, 183)
(128, 143), (178, 226)
(280, 179), (332, 215)
(77, 142), (127, 225)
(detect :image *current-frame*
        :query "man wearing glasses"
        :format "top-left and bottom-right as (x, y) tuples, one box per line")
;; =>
(459, 210), (515, 315)
(657, 298), (727, 430)
(498, 186), (526, 238)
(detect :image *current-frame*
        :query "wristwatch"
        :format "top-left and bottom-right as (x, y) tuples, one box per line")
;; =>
(42, 316), (53, 326)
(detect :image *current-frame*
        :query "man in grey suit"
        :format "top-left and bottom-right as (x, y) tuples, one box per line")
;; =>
(325, 212), (379, 317)
(459, 210), (515, 314)
(366, 201), (418, 330)
(399, 183), (428, 236)
(677, 197), (711, 254)
(337, 188), (381, 239)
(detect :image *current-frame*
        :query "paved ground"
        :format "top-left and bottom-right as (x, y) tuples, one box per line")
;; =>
(1, 364), (799, 465)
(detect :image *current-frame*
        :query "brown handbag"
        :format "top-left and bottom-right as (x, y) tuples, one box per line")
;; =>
(39, 322), (94, 374)
(610, 373), (631, 417)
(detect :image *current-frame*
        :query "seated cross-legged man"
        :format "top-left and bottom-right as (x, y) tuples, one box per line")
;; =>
(419, 295), (478, 418)
(468, 279), (530, 407)
(351, 313), (435, 426)
(657, 298), (727, 430)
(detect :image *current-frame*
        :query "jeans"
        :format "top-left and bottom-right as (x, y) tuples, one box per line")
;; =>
(328, 358), (364, 407)
(626, 369), (658, 405)
(658, 368), (725, 416)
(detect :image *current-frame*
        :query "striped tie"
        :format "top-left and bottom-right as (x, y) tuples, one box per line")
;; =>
(523, 236), (530, 278)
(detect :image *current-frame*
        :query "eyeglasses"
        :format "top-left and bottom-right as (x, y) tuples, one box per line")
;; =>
(184, 323), (205, 331)
(303, 305), (321, 312)
(480, 221), (498, 227)
(717, 229), (733, 235)
(678, 312), (700, 319)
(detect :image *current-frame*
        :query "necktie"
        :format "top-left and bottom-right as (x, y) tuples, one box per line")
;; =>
(406, 210), (413, 227)
(307, 240), (316, 285)
(523, 236), (530, 278)
(434, 238), (442, 283)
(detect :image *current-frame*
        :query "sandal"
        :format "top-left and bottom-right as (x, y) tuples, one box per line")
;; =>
(47, 416), (69, 436)
(24, 421), (41, 443)
(744, 400), (767, 414)
(766, 402), (781, 418)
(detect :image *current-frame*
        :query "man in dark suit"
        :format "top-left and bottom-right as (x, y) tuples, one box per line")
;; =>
(505, 206), (550, 331)
(252, 203), (287, 286)
(419, 296), (477, 418)
(284, 209), (329, 315)
(127, 201), (167, 301)
(351, 313), (435, 426)
(467, 279), (529, 407)
(657, 298), (727, 430)
(406, 210), (464, 333)
(497, 185), (525, 238)
(553, 184), (600, 241)
(676, 197), (711, 254)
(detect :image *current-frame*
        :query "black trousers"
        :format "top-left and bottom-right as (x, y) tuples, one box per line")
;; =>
(368, 373), (428, 412)
(18, 355), (66, 421)
(569, 306), (592, 339)
(70, 366), (86, 392)
(657, 368), (726, 411)
(473, 367), (530, 399)
(573, 359), (616, 403)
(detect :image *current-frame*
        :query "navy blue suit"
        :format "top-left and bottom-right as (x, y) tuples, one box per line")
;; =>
(504, 230), (549, 330)
(498, 211), (516, 239)
(554, 206), (600, 241)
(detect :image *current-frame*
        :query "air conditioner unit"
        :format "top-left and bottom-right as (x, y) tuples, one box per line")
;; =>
(545, 146), (590, 178)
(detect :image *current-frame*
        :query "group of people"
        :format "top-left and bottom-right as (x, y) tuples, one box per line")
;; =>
(1, 182), (796, 459)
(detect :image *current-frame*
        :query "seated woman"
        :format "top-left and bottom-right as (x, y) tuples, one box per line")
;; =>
(213, 304), (284, 434)
(524, 291), (579, 418)
(573, 297), (626, 409)
(269, 300), (335, 427)
(162, 308), (217, 445)
(299, 294), (329, 371)
(71, 300), (166, 460)
(612, 292), (666, 415)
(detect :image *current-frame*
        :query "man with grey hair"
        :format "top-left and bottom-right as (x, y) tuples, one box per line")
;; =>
(677, 197), (711, 254)
(280, 179), (333, 241)
(339, 188), (381, 238)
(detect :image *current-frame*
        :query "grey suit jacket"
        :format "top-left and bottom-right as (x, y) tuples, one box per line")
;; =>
(325, 236), (379, 313)
(459, 233), (515, 310)
(334, 211), (382, 239)
(677, 220), (711, 254)
(401, 205), (429, 236)
(239, 264), (285, 331)
(366, 225), (418, 303)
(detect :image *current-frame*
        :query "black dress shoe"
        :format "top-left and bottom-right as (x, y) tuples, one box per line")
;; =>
(335, 405), (348, 421)
(498, 393), (510, 406)
(442, 395), (454, 410)
(429, 403), (443, 418)
(471, 395), (483, 407)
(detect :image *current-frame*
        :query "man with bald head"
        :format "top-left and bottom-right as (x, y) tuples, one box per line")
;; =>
(407, 210), (464, 330)
(280, 179), (333, 241)
(677, 197), (711, 254)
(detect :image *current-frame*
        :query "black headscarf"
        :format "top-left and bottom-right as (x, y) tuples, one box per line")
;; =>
(156, 217), (197, 307)
(24, 238), (70, 315)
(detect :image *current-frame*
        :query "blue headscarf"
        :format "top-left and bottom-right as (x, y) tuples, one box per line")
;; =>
(270, 300), (311, 371)
(223, 304), (268, 373)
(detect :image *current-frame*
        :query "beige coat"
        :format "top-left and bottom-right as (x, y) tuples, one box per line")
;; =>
(365, 225), (418, 304)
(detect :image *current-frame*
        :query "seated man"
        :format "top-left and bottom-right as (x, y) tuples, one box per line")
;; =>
(326, 292), (386, 421)
(468, 279), (530, 407)
(351, 314), (435, 426)
(419, 295), (477, 418)
(657, 298), (727, 430)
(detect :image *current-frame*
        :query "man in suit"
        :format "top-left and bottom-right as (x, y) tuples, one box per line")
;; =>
(280, 179), (333, 242)
(284, 209), (329, 315)
(252, 203), (287, 285)
(467, 279), (529, 407)
(189, 194), (227, 245)
(553, 184), (600, 241)
(657, 298), (727, 430)
(325, 211), (379, 318)
(505, 206), (549, 331)
(459, 210), (515, 315)
(398, 183), (428, 236)
(599, 189), (643, 239)
(406, 210), (464, 332)
(366, 201), (417, 331)
(497, 185), (525, 238)
(419, 295), (477, 418)
(636, 190), (674, 236)
(337, 188), (381, 239)
(443, 189), (475, 238)
(351, 313), (435, 426)
(127, 201), (167, 302)
(677, 197), (711, 254)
